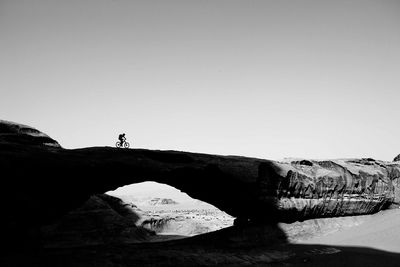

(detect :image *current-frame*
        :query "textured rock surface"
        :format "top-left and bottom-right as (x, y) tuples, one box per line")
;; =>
(42, 194), (154, 247)
(273, 158), (400, 220)
(394, 154), (400, 162)
(1, 120), (399, 248)
(0, 120), (60, 147)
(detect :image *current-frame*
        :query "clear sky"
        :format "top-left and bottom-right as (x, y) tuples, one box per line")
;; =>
(1, 0), (399, 161)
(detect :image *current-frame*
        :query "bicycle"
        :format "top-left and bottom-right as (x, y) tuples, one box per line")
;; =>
(116, 140), (130, 148)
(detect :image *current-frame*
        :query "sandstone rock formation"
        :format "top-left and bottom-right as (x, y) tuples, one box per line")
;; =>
(275, 158), (400, 220)
(42, 194), (154, 247)
(1, 120), (399, 248)
(0, 120), (60, 147)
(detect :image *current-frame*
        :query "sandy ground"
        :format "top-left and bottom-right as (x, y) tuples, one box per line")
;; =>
(299, 208), (400, 253)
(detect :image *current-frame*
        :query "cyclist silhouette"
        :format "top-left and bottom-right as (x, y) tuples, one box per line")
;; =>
(116, 133), (130, 148)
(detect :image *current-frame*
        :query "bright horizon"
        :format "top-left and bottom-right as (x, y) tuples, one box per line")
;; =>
(107, 181), (195, 203)
(1, 0), (399, 161)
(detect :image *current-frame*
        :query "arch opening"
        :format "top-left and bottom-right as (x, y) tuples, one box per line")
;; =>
(106, 181), (235, 241)
(41, 181), (235, 247)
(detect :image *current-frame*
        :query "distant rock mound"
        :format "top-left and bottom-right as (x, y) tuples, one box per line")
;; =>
(394, 154), (400, 162)
(148, 198), (178, 206)
(0, 120), (60, 147)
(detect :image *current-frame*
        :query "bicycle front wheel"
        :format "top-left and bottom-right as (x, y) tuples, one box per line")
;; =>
(123, 142), (130, 148)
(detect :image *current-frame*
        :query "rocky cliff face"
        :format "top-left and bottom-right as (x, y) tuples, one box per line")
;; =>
(394, 154), (400, 162)
(272, 158), (400, 220)
(1, 120), (399, 248)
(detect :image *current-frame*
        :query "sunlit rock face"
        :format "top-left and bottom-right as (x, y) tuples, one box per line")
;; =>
(273, 158), (400, 220)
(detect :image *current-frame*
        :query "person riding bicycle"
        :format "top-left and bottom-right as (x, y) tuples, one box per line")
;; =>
(118, 133), (126, 146)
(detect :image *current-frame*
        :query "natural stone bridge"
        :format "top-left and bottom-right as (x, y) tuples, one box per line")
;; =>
(1, 120), (399, 245)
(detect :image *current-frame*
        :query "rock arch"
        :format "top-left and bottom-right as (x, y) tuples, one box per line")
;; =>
(1, 120), (399, 247)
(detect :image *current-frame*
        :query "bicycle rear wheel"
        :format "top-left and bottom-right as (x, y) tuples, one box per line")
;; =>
(116, 141), (122, 148)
